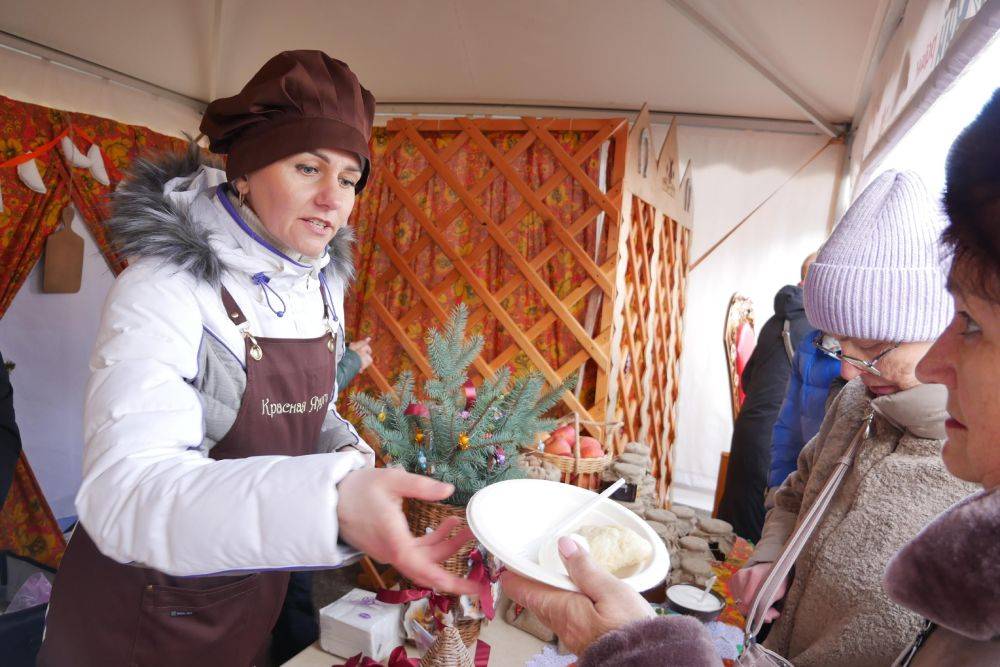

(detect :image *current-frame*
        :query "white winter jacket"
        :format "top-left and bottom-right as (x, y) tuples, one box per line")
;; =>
(76, 149), (374, 576)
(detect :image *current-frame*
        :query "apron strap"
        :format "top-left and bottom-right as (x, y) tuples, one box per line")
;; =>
(222, 278), (334, 331)
(221, 286), (247, 326)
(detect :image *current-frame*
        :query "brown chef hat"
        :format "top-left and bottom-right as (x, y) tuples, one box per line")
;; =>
(200, 50), (376, 191)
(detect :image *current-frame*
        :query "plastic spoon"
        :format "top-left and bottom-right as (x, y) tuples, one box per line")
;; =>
(700, 575), (718, 602)
(522, 478), (626, 561)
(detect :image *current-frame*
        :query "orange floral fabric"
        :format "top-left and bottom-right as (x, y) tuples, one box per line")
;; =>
(0, 456), (65, 570)
(344, 125), (603, 406)
(0, 94), (185, 569)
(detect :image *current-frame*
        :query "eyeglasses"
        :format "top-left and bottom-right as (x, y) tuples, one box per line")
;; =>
(813, 334), (900, 377)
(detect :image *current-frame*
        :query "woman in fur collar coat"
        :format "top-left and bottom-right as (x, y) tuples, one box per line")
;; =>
(39, 51), (473, 666)
(883, 88), (1000, 667)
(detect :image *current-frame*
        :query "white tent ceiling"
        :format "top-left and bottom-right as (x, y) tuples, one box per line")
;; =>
(1, 0), (891, 132)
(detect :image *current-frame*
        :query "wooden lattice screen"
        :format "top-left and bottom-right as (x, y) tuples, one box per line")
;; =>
(606, 107), (693, 501)
(346, 108), (693, 503)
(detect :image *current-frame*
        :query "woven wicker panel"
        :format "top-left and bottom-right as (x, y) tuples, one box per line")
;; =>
(603, 106), (694, 506)
(346, 118), (628, 441)
(651, 217), (690, 500)
(611, 196), (691, 501)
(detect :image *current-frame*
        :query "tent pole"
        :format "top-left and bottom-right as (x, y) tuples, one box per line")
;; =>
(664, 0), (841, 138)
(375, 103), (842, 136)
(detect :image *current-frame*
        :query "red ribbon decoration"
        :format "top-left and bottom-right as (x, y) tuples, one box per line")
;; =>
(466, 550), (503, 621)
(336, 645), (416, 667)
(404, 403), (430, 418)
(462, 380), (477, 410)
(376, 587), (452, 617)
(473, 640), (491, 666)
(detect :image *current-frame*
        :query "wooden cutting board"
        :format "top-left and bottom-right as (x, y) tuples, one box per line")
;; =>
(43, 207), (84, 294)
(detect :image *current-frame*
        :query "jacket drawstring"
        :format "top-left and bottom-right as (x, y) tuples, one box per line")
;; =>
(251, 272), (287, 318)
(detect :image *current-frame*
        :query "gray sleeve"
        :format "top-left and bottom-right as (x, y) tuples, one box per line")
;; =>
(318, 404), (376, 465)
(190, 333), (244, 453)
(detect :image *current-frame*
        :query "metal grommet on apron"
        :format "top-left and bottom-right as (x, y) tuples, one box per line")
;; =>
(39, 283), (339, 667)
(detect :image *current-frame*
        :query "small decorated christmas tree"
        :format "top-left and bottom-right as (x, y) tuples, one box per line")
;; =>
(351, 304), (572, 505)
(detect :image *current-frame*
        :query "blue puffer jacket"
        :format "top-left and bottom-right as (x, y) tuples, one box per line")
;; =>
(767, 329), (841, 488)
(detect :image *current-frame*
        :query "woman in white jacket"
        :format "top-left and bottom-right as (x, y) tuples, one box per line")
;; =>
(39, 51), (472, 666)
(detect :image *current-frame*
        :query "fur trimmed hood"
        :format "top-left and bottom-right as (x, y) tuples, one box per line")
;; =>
(883, 487), (1000, 641)
(106, 142), (355, 286)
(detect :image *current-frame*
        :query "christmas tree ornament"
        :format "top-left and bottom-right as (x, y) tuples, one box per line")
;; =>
(404, 402), (430, 418)
(460, 410), (470, 420)
(377, 411), (386, 422)
(462, 379), (478, 409)
(491, 407), (503, 421)
(414, 429), (425, 444)
(417, 450), (428, 472)
(495, 446), (507, 466)
(458, 433), (470, 450)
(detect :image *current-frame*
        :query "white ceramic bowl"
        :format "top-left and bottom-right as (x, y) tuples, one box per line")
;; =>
(466, 479), (669, 592)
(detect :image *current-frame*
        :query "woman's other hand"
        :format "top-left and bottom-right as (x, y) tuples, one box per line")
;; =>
(501, 535), (655, 655)
(349, 337), (373, 371)
(337, 467), (477, 594)
(729, 562), (787, 621)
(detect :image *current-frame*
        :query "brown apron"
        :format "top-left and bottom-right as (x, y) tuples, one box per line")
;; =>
(38, 285), (338, 667)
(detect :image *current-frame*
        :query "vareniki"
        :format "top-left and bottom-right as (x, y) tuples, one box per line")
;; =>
(577, 525), (652, 575)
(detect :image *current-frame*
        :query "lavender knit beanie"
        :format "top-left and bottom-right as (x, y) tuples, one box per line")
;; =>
(805, 170), (952, 342)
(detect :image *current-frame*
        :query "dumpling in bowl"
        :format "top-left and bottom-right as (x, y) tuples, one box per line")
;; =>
(577, 525), (652, 574)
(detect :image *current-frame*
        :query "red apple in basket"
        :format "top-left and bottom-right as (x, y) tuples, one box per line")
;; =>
(578, 436), (605, 458)
(551, 424), (576, 441)
(543, 437), (573, 456)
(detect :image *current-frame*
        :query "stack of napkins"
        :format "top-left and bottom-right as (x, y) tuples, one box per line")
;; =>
(319, 588), (404, 661)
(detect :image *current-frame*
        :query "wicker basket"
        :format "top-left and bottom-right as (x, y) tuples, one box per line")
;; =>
(403, 498), (482, 647)
(527, 413), (617, 485)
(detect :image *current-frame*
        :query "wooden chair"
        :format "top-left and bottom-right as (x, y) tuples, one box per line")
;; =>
(714, 294), (756, 516)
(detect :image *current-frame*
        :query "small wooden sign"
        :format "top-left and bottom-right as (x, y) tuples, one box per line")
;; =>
(42, 207), (84, 294)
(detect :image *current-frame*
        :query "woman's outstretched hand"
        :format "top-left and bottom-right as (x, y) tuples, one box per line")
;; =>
(501, 535), (655, 655)
(337, 467), (477, 595)
(730, 562), (787, 622)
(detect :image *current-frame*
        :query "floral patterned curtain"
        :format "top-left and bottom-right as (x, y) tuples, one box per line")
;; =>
(344, 125), (603, 404)
(0, 94), (185, 569)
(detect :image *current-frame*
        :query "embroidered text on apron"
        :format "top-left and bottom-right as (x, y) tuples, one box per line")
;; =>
(38, 283), (338, 667)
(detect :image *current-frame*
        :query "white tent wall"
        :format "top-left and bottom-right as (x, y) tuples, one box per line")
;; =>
(667, 126), (844, 510)
(849, 0), (997, 190)
(0, 214), (114, 521)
